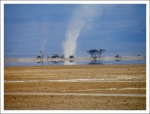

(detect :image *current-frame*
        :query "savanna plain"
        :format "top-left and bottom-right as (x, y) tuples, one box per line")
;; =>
(4, 64), (146, 110)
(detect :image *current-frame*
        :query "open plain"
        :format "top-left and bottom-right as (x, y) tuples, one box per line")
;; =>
(4, 64), (146, 110)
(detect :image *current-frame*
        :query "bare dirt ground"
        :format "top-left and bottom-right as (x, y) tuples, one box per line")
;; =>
(4, 64), (146, 110)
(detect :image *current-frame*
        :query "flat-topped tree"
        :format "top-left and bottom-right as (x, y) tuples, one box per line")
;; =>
(36, 50), (45, 59)
(97, 49), (106, 58)
(40, 50), (45, 58)
(87, 49), (98, 58)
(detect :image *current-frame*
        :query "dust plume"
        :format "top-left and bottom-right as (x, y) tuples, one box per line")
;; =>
(40, 19), (49, 52)
(63, 5), (99, 58)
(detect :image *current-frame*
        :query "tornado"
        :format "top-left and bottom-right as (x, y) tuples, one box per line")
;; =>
(63, 5), (99, 58)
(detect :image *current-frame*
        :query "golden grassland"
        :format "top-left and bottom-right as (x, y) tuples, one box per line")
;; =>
(4, 64), (146, 110)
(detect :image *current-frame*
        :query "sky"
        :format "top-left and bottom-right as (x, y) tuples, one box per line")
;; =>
(4, 4), (146, 58)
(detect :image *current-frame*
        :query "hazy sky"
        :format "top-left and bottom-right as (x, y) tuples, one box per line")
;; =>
(4, 4), (146, 58)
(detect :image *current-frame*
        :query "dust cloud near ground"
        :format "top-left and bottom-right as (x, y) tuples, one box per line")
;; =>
(4, 64), (146, 110)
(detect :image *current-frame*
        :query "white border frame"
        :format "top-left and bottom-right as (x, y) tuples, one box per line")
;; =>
(1, 0), (149, 114)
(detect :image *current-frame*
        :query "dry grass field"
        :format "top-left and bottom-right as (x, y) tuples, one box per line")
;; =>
(4, 64), (146, 110)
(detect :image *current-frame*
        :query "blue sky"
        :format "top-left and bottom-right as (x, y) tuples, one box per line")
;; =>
(4, 4), (146, 58)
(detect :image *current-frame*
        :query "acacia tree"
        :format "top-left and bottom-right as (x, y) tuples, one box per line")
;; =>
(37, 50), (45, 59)
(87, 49), (106, 58)
(97, 49), (105, 58)
(40, 50), (45, 58)
(87, 49), (98, 57)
